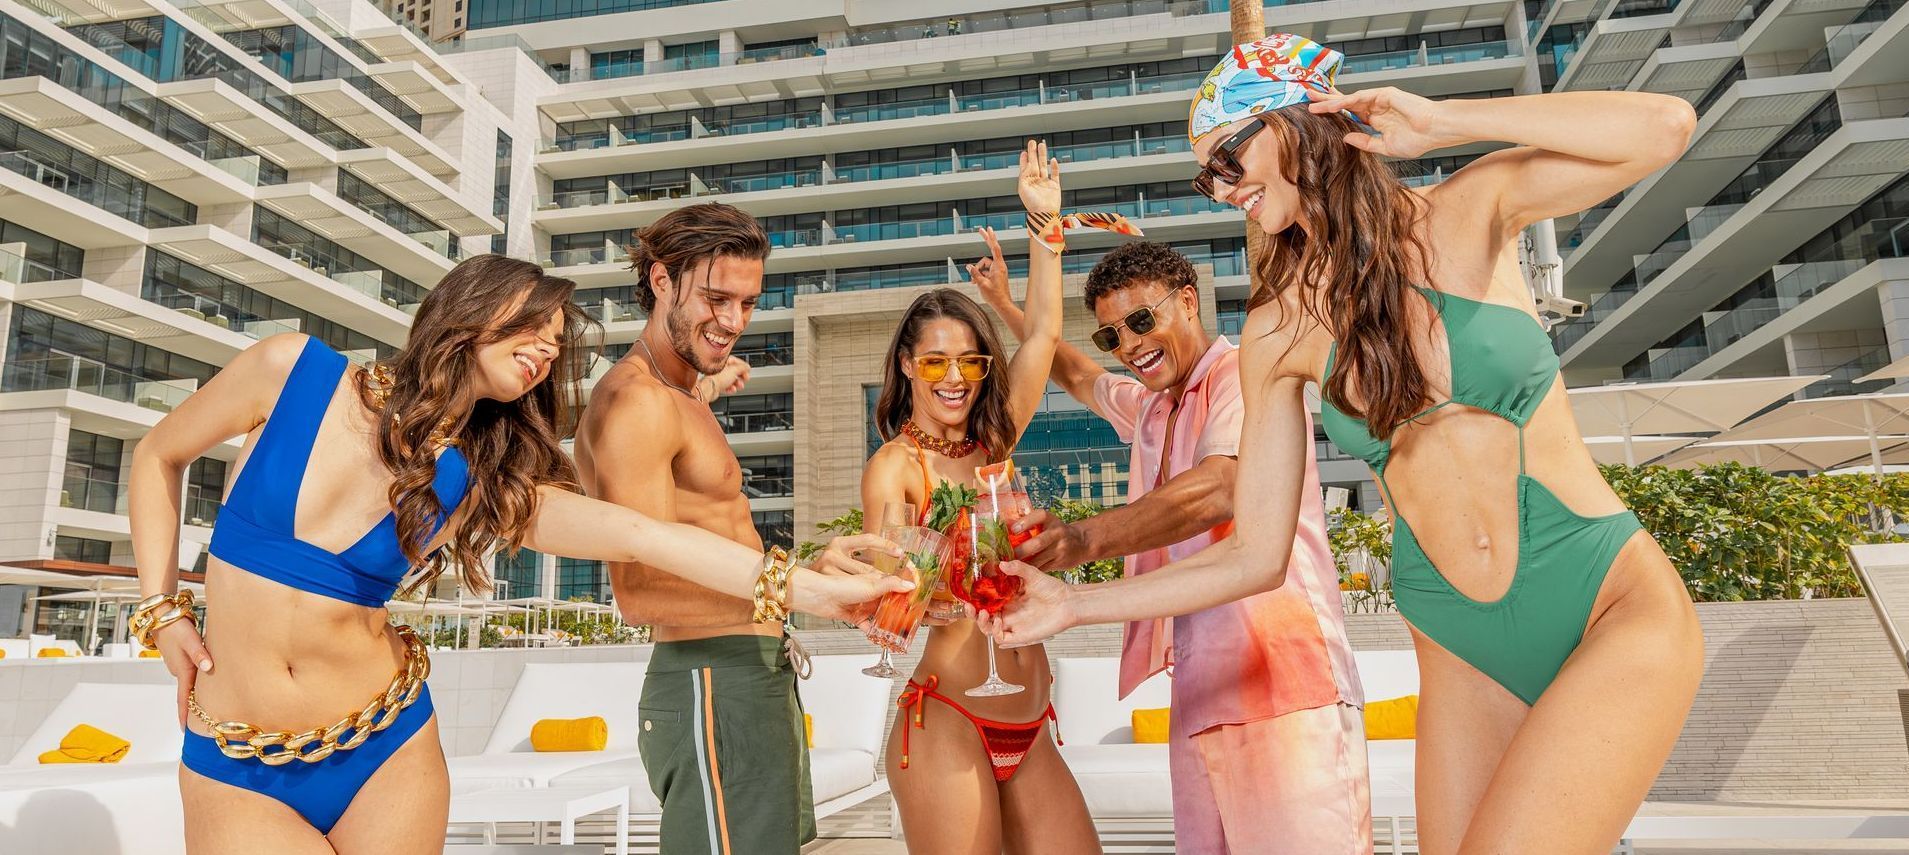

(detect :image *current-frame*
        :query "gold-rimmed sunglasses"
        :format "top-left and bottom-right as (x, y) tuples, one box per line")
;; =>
(1191, 119), (1267, 200)
(913, 354), (994, 382)
(1091, 289), (1186, 352)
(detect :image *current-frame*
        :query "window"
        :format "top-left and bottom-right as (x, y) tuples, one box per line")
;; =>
(494, 548), (541, 598)
(63, 430), (124, 515)
(54, 535), (112, 564)
(185, 458), (226, 526)
(556, 557), (610, 602)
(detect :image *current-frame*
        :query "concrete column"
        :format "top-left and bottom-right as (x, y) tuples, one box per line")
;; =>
(568, 46), (589, 80)
(1876, 277), (1909, 363)
(78, 246), (146, 296)
(643, 39), (664, 64)
(0, 409), (70, 565)
(539, 551), (558, 600)
(719, 30), (741, 61)
(1783, 328), (1888, 380)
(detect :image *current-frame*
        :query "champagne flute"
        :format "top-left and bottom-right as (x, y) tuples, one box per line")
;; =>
(957, 463), (1029, 697)
(861, 502), (915, 679)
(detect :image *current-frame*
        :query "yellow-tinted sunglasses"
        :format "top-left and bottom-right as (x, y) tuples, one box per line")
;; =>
(913, 355), (993, 382)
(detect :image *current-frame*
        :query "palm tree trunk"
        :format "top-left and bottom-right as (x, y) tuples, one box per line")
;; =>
(1228, 1), (1271, 304)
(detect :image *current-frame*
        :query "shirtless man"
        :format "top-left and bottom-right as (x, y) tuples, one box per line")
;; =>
(577, 202), (876, 854)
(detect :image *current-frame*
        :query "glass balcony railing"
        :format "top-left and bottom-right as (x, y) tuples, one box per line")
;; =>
(548, 245), (615, 267)
(1794, 0), (1905, 74)
(0, 247), (76, 284)
(719, 410), (794, 434)
(706, 112), (822, 137)
(956, 88), (1043, 112)
(1045, 78), (1143, 103)
(809, 263), (955, 294)
(1143, 195), (1233, 217)
(6, 354), (198, 412)
(833, 97), (951, 125)
(742, 475), (795, 499)
(1219, 310), (1245, 337)
(1627, 342), (1709, 381)
(831, 218), (957, 244)
(767, 228), (823, 249)
(183, 494), (221, 527)
(719, 171), (822, 194)
(61, 474), (127, 515)
(1551, 287), (1639, 352)
(583, 297), (642, 324)
(1344, 40), (1515, 75)
(0, 151), (193, 228)
(256, 240), (414, 312)
(1800, 344), (1894, 399)
(734, 343), (793, 367)
(1701, 259), (1870, 357)
(1634, 238), (1692, 288)
(1685, 202), (1746, 243)
(834, 157), (956, 183)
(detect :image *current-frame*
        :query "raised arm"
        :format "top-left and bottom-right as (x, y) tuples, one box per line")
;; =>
(968, 225), (1106, 406)
(980, 303), (1316, 646)
(1002, 140), (1065, 439)
(1306, 87), (1697, 241)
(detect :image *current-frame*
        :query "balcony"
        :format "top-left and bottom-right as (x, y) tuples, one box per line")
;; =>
(285, 79), (456, 176)
(534, 135), (1194, 235)
(1555, 12), (1675, 92)
(9, 276), (254, 365)
(61, 473), (127, 517)
(148, 225), (411, 345)
(334, 149), (499, 234)
(0, 77), (258, 206)
(5, 353), (197, 413)
(1799, 345), (1895, 399)
(156, 77), (332, 170)
(1562, 117), (1909, 369)
(254, 183), (456, 285)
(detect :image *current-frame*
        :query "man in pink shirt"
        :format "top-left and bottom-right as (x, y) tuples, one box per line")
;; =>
(975, 239), (1368, 853)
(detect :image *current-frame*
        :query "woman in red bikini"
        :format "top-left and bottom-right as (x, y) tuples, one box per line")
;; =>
(859, 140), (1098, 853)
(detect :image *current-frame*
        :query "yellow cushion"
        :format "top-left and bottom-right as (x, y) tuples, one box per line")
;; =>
(803, 713), (814, 749)
(0, 648), (6, 659)
(530, 716), (608, 752)
(1363, 695), (1418, 740)
(36, 648), (66, 658)
(1131, 707), (1170, 744)
(139, 649), (163, 659)
(38, 724), (129, 764)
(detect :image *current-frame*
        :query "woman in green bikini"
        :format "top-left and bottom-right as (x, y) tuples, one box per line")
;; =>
(983, 35), (1705, 855)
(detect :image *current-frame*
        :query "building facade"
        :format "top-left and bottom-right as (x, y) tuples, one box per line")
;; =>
(3, 0), (1902, 628)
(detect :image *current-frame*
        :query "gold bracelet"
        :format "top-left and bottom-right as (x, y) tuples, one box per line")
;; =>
(131, 590), (198, 650)
(752, 547), (793, 624)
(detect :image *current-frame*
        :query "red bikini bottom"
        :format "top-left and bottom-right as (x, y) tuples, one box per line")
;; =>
(897, 676), (1060, 783)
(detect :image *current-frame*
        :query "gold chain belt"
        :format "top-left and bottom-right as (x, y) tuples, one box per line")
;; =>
(187, 625), (430, 766)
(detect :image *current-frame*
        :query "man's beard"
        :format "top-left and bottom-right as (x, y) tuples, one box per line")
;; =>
(666, 302), (728, 375)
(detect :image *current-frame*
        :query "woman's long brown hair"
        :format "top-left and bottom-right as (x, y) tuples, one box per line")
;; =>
(874, 288), (1015, 463)
(1242, 107), (1435, 440)
(360, 254), (594, 595)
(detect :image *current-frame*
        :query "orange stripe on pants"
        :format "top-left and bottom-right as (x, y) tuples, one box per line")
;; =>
(701, 667), (733, 855)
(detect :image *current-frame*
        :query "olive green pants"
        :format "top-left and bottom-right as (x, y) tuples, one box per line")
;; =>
(639, 635), (814, 855)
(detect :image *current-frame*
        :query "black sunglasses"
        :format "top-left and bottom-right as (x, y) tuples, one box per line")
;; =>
(1091, 289), (1186, 353)
(1192, 119), (1266, 200)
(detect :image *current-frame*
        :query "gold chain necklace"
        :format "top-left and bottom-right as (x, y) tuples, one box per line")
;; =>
(903, 420), (978, 459)
(366, 363), (459, 448)
(636, 339), (702, 398)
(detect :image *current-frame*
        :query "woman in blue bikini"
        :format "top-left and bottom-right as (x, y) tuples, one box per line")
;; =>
(985, 35), (1706, 854)
(128, 254), (903, 853)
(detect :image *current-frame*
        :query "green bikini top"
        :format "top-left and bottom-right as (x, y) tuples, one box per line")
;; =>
(1321, 287), (1558, 473)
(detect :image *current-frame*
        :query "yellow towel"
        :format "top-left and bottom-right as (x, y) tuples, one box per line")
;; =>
(36, 648), (67, 658)
(530, 716), (608, 752)
(1363, 695), (1419, 740)
(138, 649), (163, 659)
(1131, 707), (1170, 744)
(804, 713), (814, 748)
(38, 724), (129, 764)
(0, 648), (6, 659)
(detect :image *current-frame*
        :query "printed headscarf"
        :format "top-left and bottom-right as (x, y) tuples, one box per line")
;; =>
(1188, 33), (1369, 142)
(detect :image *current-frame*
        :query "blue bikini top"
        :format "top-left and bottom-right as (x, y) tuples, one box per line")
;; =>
(208, 337), (471, 606)
(1322, 287), (1559, 473)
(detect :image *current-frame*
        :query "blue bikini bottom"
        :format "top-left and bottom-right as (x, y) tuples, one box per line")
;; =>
(181, 685), (434, 834)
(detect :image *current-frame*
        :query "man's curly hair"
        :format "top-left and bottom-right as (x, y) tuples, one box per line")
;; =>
(1083, 241), (1198, 310)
